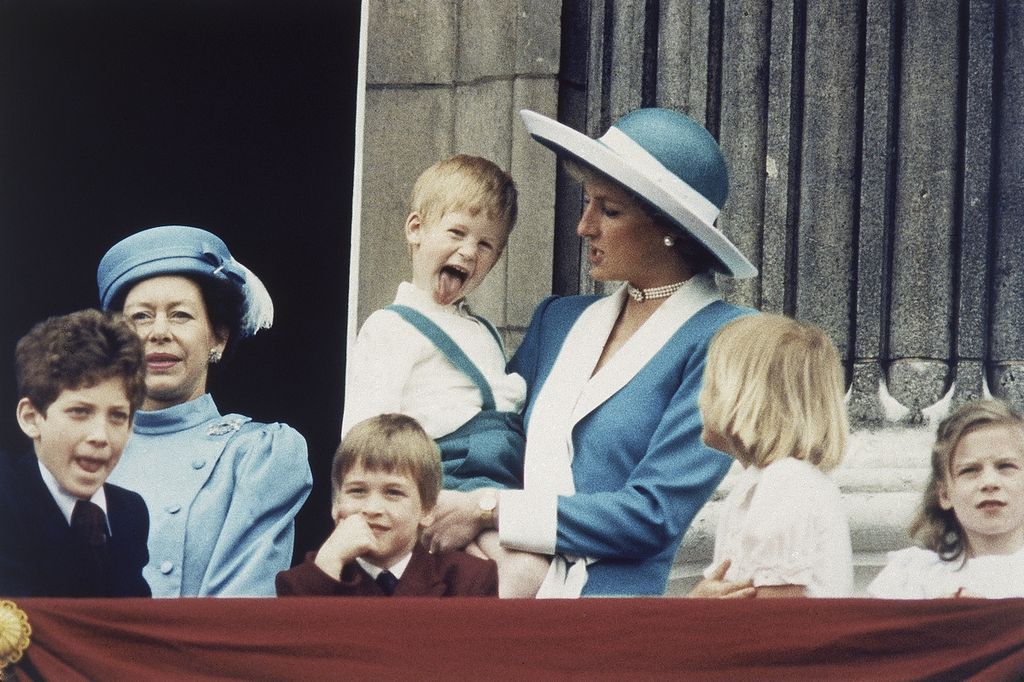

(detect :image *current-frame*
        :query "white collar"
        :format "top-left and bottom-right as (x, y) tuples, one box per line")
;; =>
(571, 273), (721, 422)
(356, 551), (413, 580)
(522, 272), (720, 494)
(395, 281), (471, 317)
(38, 459), (111, 531)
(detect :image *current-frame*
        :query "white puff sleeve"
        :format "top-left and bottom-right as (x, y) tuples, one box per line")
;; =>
(712, 459), (853, 597)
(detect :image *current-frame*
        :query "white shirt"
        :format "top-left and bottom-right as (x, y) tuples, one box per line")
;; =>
(356, 553), (413, 580)
(868, 545), (1024, 599)
(38, 459), (111, 532)
(705, 457), (854, 597)
(342, 282), (526, 439)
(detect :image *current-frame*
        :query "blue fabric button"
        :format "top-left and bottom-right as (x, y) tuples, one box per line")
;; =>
(191, 458), (206, 470)
(159, 561), (174, 575)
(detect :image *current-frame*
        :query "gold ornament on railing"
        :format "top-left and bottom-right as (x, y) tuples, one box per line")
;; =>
(0, 600), (32, 675)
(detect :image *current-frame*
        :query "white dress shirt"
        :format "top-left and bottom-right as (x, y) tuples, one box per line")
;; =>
(342, 282), (526, 438)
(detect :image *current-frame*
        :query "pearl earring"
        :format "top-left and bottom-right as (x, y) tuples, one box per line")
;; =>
(663, 235), (676, 247)
(208, 349), (222, 364)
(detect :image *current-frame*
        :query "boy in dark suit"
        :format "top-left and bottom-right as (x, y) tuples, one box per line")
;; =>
(277, 414), (497, 597)
(0, 309), (151, 597)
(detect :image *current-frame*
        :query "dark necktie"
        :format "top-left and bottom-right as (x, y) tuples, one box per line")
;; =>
(376, 570), (399, 595)
(71, 499), (109, 547)
(71, 499), (112, 593)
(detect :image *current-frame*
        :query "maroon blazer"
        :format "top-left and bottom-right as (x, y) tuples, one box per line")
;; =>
(276, 543), (497, 597)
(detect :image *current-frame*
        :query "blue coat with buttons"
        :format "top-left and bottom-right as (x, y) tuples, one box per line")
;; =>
(108, 394), (312, 597)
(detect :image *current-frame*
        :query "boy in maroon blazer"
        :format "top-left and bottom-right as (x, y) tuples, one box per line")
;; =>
(277, 414), (497, 597)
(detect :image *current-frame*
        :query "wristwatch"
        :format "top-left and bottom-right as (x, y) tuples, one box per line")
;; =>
(478, 491), (498, 527)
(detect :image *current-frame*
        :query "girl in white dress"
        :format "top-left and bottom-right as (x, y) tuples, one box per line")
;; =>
(868, 399), (1024, 599)
(690, 313), (853, 598)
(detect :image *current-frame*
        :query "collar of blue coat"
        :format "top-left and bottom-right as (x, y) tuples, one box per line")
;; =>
(521, 273), (722, 494)
(132, 393), (221, 434)
(566, 274), (722, 429)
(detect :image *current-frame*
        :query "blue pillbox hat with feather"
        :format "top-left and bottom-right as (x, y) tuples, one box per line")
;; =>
(97, 225), (274, 337)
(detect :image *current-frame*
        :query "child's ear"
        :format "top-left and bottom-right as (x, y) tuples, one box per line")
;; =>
(418, 505), (436, 529)
(404, 212), (424, 247)
(330, 500), (345, 525)
(15, 398), (43, 440)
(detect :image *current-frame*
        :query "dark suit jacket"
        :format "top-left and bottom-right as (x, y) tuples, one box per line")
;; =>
(0, 452), (151, 597)
(276, 543), (498, 597)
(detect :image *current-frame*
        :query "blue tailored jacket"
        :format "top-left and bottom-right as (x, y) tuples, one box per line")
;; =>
(108, 394), (312, 597)
(508, 291), (749, 596)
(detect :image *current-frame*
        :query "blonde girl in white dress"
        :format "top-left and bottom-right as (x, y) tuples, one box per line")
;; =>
(690, 313), (853, 598)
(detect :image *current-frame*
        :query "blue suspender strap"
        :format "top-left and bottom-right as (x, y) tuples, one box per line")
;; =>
(468, 312), (506, 357)
(386, 305), (496, 411)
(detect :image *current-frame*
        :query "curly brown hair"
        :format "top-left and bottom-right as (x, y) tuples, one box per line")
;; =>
(15, 309), (147, 415)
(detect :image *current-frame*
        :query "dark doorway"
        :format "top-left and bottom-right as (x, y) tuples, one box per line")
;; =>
(0, 0), (359, 560)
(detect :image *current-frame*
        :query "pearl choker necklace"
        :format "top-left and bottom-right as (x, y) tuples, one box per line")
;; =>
(626, 280), (686, 302)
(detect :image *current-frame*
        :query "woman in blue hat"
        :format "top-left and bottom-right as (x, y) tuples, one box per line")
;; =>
(97, 226), (312, 597)
(424, 108), (757, 597)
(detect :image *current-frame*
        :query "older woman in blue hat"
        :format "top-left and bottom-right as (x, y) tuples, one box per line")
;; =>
(424, 108), (757, 597)
(96, 225), (312, 597)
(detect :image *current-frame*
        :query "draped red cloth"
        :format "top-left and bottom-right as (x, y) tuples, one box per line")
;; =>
(7, 597), (1024, 680)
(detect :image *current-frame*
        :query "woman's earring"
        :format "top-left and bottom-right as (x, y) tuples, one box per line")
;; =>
(208, 349), (222, 364)
(663, 235), (676, 247)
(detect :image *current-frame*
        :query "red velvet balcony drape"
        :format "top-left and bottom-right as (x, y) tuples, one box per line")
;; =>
(7, 597), (1024, 680)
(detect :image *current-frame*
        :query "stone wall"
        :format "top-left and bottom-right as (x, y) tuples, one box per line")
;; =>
(356, 0), (562, 352)
(548, 0), (1024, 420)
(357, 0), (1024, 595)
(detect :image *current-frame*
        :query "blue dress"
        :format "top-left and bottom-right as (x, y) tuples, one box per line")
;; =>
(108, 394), (312, 596)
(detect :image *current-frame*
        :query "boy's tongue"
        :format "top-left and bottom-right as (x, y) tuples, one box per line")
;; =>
(435, 269), (463, 305)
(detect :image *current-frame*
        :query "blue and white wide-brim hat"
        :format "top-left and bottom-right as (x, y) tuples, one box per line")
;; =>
(97, 225), (274, 337)
(520, 108), (757, 279)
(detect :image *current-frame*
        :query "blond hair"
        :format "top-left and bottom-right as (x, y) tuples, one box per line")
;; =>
(910, 399), (1024, 561)
(331, 414), (443, 510)
(410, 154), (518, 239)
(699, 313), (848, 471)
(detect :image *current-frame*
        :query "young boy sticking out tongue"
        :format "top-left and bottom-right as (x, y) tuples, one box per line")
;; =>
(341, 154), (548, 597)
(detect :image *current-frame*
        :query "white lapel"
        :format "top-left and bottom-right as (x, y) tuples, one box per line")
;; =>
(522, 291), (622, 493)
(524, 274), (720, 599)
(522, 274), (720, 494)
(571, 274), (721, 424)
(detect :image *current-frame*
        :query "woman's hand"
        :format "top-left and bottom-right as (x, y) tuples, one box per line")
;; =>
(687, 560), (756, 598)
(421, 490), (489, 553)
